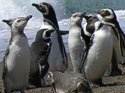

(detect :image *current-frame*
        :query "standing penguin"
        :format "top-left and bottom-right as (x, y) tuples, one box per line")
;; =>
(96, 8), (123, 75)
(32, 2), (68, 72)
(28, 29), (54, 88)
(68, 12), (89, 72)
(80, 19), (113, 85)
(2, 15), (32, 93)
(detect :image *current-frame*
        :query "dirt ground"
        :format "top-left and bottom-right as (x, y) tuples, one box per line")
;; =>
(0, 53), (125, 93)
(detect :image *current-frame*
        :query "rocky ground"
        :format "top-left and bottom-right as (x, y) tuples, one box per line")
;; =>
(0, 54), (125, 93)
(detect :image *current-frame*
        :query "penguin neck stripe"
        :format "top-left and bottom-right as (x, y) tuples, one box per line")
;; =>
(96, 23), (103, 31)
(44, 19), (58, 31)
(103, 21), (119, 39)
(103, 21), (115, 27)
(42, 6), (49, 15)
(84, 23), (92, 37)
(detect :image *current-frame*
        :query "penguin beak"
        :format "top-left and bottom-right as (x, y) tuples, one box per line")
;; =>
(25, 15), (32, 21)
(83, 14), (89, 19)
(32, 3), (39, 7)
(32, 3), (46, 13)
(2, 20), (10, 24)
(82, 12), (92, 19)
(2, 19), (14, 26)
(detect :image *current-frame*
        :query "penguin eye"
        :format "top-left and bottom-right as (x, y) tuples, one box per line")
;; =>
(17, 19), (21, 22)
(105, 10), (110, 15)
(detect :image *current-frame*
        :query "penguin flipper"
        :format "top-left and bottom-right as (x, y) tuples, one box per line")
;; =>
(79, 34), (94, 73)
(119, 32), (125, 56)
(56, 30), (68, 65)
(2, 47), (9, 79)
(80, 28), (90, 47)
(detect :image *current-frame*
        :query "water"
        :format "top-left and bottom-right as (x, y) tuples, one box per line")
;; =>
(0, 0), (125, 62)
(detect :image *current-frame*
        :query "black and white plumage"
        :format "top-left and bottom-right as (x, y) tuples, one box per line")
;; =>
(47, 71), (93, 93)
(83, 14), (100, 46)
(83, 14), (99, 36)
(32, 2), (68, 72)
(80, 19), (113, 84)
(96, 8), (123, 75)
(2, 15), (32, 93)
(68, 12), (89, 73)
(28, 29), (54, 88)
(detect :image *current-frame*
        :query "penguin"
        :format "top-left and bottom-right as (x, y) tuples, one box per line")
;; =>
(82, 14), (112, 77)
(2, 15), (32, 93)
(96, 8), (123, 75)
(47, 71), (93, 93)
(68, 12), (90, 73)
(28, 29), (54, 88)
(32, 2), (68, 72)
(80, 19), (113, 85)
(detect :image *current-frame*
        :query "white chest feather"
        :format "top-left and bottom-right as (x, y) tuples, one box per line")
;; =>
(83, 26), (113, 81)
(7, 36), (30, 69)
(68, 27), (84, 48)
(68, 26), (85, 72)
(6, 35), (30, 90)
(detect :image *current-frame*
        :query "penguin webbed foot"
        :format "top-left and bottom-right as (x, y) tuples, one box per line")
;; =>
(52, 83), (57, 93)
(91, 78), (105, 88)
(110, 68), (122, 76)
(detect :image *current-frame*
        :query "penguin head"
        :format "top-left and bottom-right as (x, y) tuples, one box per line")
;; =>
(32, 2), (54, 16)
(42, 29), (54, 42)
(35, 29), (54, 43)
(70, 12), (86, 25)
(95, 8), (116, 21)
(75, 81), (93, 93)
(83, 14), (99, 35)
(32, 2), (59, 29)
(3, 15), (32, 33)
(83, 14), (99, 23)
(47, 72), (54, 83)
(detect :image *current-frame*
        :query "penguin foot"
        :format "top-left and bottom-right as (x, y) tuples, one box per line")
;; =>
(92, 78), (105, 88)
(110, 68), (122, 76)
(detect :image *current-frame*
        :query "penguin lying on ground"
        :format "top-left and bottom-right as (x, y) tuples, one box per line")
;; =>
(2, 15), (32, 93)
(32, 2), (68, 72)
(68, 12), (89, 73)
(28, 29), (54, 88)
(79, 14), (113, 86)
(47, 71), (93, 93)
(96, 8), (123, 75)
